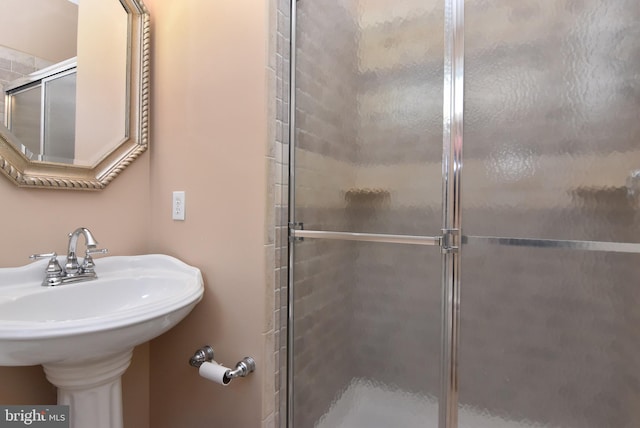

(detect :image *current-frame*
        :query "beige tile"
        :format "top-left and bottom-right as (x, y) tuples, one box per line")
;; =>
(262, 331), (276, 419)
(264, 244), (276, 333)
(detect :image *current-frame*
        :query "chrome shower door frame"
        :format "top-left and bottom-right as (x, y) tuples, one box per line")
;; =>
(285, 0), (640, 427)
(285, 0), (465, 427)
(439, 0), (464, 426)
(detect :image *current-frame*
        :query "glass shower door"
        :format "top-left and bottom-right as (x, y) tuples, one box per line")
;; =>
(459, 1), (640, 427)
(289, 0), (445, 426)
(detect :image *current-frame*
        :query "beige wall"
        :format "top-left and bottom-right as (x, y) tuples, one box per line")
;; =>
(75, 0), (128, 164)
(144, 0), (271, 425)
(0, 0), (77, 62)
(0, 0), (274, 427)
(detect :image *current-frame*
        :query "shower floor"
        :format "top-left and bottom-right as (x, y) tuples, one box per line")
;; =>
(315, 379), (540, 428)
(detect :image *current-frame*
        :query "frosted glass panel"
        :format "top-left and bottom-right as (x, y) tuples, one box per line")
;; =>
(460, 1), (640, 426)
(463, 0), (640, 241)
(291, 2), (444, 426)
(43, 72), (76, 163)
(459, 244), (640, 427)
(9, 85), (41, 156)
(291, 239), (440, 428)
(294, 0), (443, 235)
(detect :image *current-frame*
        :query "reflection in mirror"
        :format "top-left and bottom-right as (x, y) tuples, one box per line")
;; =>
(0, 0), (149, 190)
(5, 59), (77, 163)
(1, 0), (77, 163)
(1, 0), (127, 167)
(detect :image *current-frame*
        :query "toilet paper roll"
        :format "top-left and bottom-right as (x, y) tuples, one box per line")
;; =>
(199, 361), (231, 386)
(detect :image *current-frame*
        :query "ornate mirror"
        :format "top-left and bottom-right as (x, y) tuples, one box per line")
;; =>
(0, 0), (149, 190)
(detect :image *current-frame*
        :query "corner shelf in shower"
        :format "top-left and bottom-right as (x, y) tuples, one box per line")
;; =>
(344, 188), (391, 204)
(569, 186), (638, 212)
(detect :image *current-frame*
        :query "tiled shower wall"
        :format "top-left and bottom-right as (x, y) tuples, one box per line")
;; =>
(273, 0), (290, 427)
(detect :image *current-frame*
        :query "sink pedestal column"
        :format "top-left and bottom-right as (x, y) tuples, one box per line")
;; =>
(43, 349), (133, 428)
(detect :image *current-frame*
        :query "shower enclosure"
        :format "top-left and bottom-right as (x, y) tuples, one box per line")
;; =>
(4, 59), (77, 163)
(284, 1), (640, 427)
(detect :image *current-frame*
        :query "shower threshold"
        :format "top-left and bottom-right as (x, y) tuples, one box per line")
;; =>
(315, 378), (550, 428)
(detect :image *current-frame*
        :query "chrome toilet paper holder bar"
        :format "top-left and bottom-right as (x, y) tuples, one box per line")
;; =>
(189, 345), (256, 380)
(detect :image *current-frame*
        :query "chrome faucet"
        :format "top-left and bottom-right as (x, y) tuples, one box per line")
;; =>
(30, 227), (108, 286)
(66, 227), (99, 275)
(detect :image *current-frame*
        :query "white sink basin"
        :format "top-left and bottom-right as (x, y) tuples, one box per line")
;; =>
(0, 254), (203, 365)
(0, 254), (204, 428)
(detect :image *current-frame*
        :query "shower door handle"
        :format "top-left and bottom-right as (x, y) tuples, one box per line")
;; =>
(290, 229), (441, 246)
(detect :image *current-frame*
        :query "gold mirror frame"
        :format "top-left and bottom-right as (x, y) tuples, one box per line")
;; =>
(0, 0), (149, 190)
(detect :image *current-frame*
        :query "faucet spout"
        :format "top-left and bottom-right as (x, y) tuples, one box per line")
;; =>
(66, 227), (99, 275)
(68, 227), (98, 250)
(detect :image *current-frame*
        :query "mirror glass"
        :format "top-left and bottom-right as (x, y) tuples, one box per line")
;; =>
(0, 0), (149, 189)
(1, 0), (127, 166)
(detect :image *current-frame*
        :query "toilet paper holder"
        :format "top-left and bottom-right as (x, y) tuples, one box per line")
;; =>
(189, 345), (255, 381)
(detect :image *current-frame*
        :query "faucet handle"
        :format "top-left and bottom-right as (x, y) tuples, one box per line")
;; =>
(86, 248), (108, 256)
(30, 252), (57, 261)
(29, 253), (63, 285)
(81, 248), (108, 274)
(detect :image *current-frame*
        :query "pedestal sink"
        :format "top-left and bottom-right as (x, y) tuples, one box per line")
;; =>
(0, 254), (204, 428)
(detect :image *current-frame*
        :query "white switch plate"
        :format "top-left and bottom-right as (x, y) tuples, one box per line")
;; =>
(172, 191), (186, 220)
